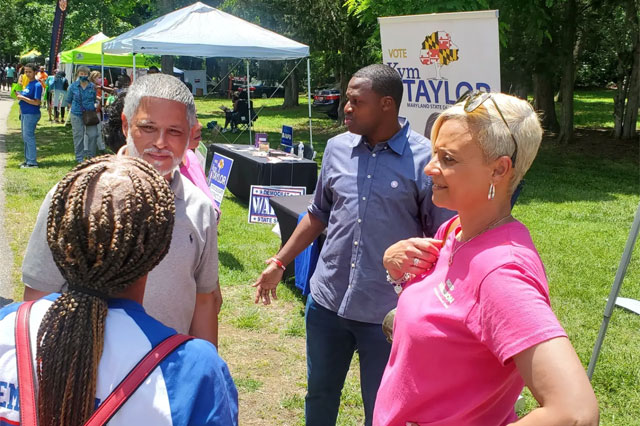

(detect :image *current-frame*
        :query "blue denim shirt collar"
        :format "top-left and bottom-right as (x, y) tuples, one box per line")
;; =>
(349, 117), (410, 156)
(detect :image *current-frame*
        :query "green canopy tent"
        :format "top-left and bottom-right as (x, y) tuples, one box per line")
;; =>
(58, 34), (157, 123)
(59, 36), (153, 68)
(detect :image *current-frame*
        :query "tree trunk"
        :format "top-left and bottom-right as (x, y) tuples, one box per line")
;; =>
(621, 0), (640, 140)
(533, 73), (559, 133)
(283, 63), (299, 108)
(161, 56), (174, 75)
(613, 64), (629, 139)
(557, 0), (578, 145)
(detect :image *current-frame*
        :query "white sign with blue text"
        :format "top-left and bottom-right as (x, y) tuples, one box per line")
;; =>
(379, 10), (500, 137)
(208, 153), (234, 208)
(248, 185), (306, 225)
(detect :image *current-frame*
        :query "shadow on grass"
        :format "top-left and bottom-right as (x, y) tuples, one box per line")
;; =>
(219, 250), (244, 271)
(282, 276), (308, 307)
(515, 131), (639, 205)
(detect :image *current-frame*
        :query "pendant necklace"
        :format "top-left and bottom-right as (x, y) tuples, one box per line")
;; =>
(448, 214), (513, 266)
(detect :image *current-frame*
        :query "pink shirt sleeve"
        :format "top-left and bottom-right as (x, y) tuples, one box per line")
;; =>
(180, 150), (221, 221)
(466, 263), (567, 365)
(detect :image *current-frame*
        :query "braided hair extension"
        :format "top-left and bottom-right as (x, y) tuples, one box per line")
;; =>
(36, 155), (175, 426)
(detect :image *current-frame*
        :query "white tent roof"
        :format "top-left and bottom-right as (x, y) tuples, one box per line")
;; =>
(102, 2), (309, 60)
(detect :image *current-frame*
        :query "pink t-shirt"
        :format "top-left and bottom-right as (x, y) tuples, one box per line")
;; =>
(373, 216), (567, 426)
(180, 149), (220, 221)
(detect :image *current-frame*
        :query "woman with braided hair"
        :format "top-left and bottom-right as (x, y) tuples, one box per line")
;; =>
(0, 156), (238, 426)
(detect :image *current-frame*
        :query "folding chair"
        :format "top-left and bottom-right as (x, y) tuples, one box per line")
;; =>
(235, 99), (258, 131)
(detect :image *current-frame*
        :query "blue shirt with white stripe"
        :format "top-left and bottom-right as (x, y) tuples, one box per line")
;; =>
(0, 295), (238, 426)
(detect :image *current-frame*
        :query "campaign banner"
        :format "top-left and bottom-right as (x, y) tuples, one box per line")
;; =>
(48, 0), (68, 75)
(281, 125), (293, 152)
(378, 10), (500, 137)
(248, 185), (306, 225)
(208, 153), (234, 208)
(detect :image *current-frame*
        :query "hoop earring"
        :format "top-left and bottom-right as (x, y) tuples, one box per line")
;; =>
(488, 183), (495, 200)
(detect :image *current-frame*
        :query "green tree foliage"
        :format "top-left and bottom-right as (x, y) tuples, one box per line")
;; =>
(0, 0), (21, 61)
(0, 0), (156, 62)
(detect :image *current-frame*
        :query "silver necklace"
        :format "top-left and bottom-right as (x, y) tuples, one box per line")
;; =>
(448, 214), (513, 266)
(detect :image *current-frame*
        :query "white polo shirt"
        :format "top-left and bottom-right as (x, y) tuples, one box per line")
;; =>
(0, 295), (238, 425)
(21, 170), (219, 333)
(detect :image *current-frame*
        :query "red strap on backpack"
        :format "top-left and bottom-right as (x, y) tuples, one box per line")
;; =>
(84, 333), (193, 426)
(15, 301), (37, 426)
(15, 301), (193, 426)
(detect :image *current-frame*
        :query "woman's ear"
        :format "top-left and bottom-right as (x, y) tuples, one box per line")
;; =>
(490, 155), (513, 184)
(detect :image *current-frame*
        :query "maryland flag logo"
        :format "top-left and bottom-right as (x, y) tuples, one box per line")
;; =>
(217, 159), (225, 169)
(420, 31), (460, 79)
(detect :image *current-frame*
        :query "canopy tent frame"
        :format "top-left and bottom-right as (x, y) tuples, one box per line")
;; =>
(587, 202), (640, 380)
(102, 1), (313, 148)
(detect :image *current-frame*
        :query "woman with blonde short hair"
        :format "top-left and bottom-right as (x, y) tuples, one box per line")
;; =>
(374, 92), (599, 426)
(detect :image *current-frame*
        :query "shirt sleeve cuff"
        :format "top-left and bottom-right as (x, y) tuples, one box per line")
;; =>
(307, 204), (329, 224)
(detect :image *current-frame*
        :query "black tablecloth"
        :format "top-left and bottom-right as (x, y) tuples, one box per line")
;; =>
(270, 195), (326, 280)
(209, 143), (318, 203)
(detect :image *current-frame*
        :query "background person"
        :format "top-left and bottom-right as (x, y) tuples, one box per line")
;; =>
(0, 64), (6, 91)
(180, 118), (221, 222)
(44, 70), (56, 121)
(5, 63), (15, 89)
(374, 92), (599, 426)
(0, 156), (238, 426)
(220, 92), (240, 133)
(253, 64), (454, 426)
(18, 66), (29, 89)
(15, 63), (42, 168)
(65, 66), (99, 163)
(51, 70), (68, 123)
(36, 65), (47, 88)
(90, 70), (114, 108)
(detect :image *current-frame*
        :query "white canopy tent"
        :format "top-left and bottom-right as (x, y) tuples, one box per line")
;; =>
(102, 2), (313, 147)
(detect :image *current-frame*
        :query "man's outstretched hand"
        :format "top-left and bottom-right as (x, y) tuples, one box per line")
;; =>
(252, 259), (284, 305)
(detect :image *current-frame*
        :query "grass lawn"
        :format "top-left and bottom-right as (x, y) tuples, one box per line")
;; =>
(2, 92), (639, 425)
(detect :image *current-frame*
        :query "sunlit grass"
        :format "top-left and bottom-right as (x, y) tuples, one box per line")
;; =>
(2, 90), (639, 424)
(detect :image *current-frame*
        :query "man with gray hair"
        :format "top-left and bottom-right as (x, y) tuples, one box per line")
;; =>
(22, 74), (221, 346)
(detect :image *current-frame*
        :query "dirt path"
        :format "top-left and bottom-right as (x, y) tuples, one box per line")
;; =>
(0, 90), (14, 306)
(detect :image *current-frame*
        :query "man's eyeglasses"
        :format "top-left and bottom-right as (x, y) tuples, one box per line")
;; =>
(456, 90), (518, 168)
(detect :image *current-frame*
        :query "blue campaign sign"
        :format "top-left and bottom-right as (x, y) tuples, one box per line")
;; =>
(281, 125), (293, 152)
(207, 153), (234, 208)
(248, 185), (306, 224)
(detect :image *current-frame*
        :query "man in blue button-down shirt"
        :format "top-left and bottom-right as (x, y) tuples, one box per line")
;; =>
(254, 64), (454, 426)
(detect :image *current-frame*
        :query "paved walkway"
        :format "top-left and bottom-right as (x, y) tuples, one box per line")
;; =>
(0, 90), (15, 306)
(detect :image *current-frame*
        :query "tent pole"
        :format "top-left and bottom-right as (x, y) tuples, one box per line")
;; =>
(246, 60), (252, 146)
(587, 202), (640, 380)
(307, 58), (313, 150)
(100, 47), (105, 119)
(132, 52), (136, 82)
